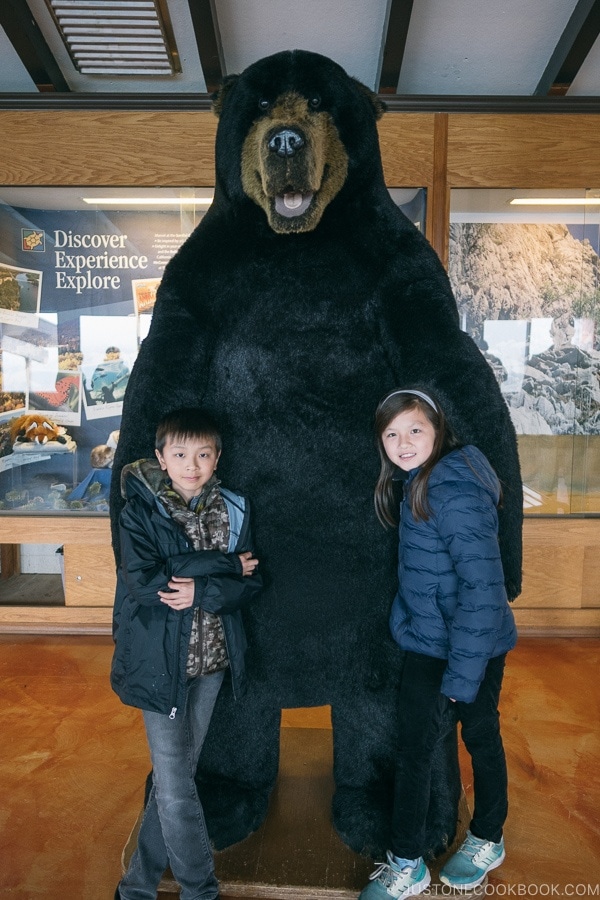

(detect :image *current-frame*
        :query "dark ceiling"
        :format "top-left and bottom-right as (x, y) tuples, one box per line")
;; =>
(1, 0), (600, 111)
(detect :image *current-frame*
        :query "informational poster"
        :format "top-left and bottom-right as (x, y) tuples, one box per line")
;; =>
(0, 202), (195, 510)
(0, 190), (422, 511)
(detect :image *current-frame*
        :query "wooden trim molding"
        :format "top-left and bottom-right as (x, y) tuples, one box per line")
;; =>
(0, 544), (20, 579)
(0, 605), (112, 633)
(2, 94), (600, 113)
(429, 113), (449, 265)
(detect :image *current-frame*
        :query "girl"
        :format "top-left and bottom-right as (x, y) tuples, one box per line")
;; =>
(359, 388), (517, 900)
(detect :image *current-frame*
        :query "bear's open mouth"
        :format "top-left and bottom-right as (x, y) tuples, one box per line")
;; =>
(274, 191), (314, 218)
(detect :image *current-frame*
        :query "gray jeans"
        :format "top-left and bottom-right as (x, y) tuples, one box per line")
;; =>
(119, 671), (225, 900)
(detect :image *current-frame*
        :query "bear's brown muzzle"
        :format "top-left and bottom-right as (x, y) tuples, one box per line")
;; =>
(241, 92), (349, 233)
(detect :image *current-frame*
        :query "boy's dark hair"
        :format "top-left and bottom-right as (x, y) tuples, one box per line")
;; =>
(374, 387), (461, 527)
(155, 408), (222, 454)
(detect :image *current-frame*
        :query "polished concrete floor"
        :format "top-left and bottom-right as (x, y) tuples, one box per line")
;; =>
(0, 635), (599, 899)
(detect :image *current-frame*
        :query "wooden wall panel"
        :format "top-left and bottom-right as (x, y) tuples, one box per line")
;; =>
(0, 517), (110, 545)
(0, 111), (218, 186)
(0, 110), (434, 189)
(447, 114), (600, 187)
(582, 546), (600, 608)
(515, 519), (600, 626)
(2, 110), (598, 192)
(377, 113), (435, 187)
(519, 546), (584, 609)
(63, 545), (115, 607)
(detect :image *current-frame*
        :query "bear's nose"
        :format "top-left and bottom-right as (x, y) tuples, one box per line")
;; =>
(268, 128), (304, 157)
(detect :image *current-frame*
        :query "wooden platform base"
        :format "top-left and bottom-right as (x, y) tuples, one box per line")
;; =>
(123, 727), (481, 899)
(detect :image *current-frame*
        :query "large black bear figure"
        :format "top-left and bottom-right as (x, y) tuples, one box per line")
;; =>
(111, 50), (522, 859)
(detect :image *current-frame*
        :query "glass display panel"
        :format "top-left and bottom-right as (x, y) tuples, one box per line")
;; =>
(0, 186), (426, 514)
(449, 189), (600, 516)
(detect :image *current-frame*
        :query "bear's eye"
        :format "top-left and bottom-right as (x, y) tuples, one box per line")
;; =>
(309, 95), (321, 109)
(258, 98), (270, 111)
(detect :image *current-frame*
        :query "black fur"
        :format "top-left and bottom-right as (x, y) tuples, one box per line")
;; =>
(111, 50), (521, 858)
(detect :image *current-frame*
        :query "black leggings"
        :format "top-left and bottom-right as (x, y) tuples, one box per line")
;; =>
(391, 651), (508, 859)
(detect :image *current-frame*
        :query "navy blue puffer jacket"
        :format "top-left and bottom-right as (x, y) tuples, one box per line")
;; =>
(389, 445), (517, 703)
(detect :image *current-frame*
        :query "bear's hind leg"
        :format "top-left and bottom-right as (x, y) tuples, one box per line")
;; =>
(330, 689), (399, 857)
(331, 692), (461, 859)
(195, 682), (282, 849)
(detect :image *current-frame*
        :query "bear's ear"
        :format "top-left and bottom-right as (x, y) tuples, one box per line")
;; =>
(352, 78), (387, 120)
(212, 74), (239, 118)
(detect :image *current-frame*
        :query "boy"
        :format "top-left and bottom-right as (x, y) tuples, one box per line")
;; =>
(111, 408), (261, 900)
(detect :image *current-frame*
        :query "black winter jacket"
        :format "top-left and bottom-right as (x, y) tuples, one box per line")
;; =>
(110, 462), (261, 716)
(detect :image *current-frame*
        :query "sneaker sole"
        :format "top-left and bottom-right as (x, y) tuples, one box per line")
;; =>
(439, 850), (506, 890)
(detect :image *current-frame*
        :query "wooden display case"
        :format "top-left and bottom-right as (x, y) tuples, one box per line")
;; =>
(0, 517), (114, 631)
(1, 515), (599, 633)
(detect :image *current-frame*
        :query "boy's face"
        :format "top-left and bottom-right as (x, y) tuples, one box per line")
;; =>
(155, 434), (221, 503)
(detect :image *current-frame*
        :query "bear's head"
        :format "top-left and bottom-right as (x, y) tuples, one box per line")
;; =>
(212, 50), (386, 234)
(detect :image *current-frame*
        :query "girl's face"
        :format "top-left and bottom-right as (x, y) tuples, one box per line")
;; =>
(382, 408), (437, 472)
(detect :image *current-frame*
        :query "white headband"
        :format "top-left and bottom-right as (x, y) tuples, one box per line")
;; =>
(382, 389), (438, 412)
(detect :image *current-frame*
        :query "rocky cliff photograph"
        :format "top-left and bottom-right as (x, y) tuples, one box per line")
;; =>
(449, 221), (600, 437)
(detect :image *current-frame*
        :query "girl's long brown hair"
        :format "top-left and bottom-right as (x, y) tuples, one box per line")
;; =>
(374, 388), (462, 527)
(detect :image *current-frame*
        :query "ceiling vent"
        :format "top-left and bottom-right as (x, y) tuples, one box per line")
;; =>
(44, 0), (181, 76)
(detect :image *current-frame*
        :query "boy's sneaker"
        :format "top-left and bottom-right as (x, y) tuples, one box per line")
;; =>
(439, 830), (505, 889)
(359, 851), (431, 899)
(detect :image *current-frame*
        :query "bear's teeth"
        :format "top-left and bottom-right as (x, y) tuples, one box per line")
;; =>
(283, 192), (303, 209)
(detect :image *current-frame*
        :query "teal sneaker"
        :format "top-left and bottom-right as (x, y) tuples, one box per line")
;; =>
(359, 851), (431, 899)
(439, 831), (505, 889)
